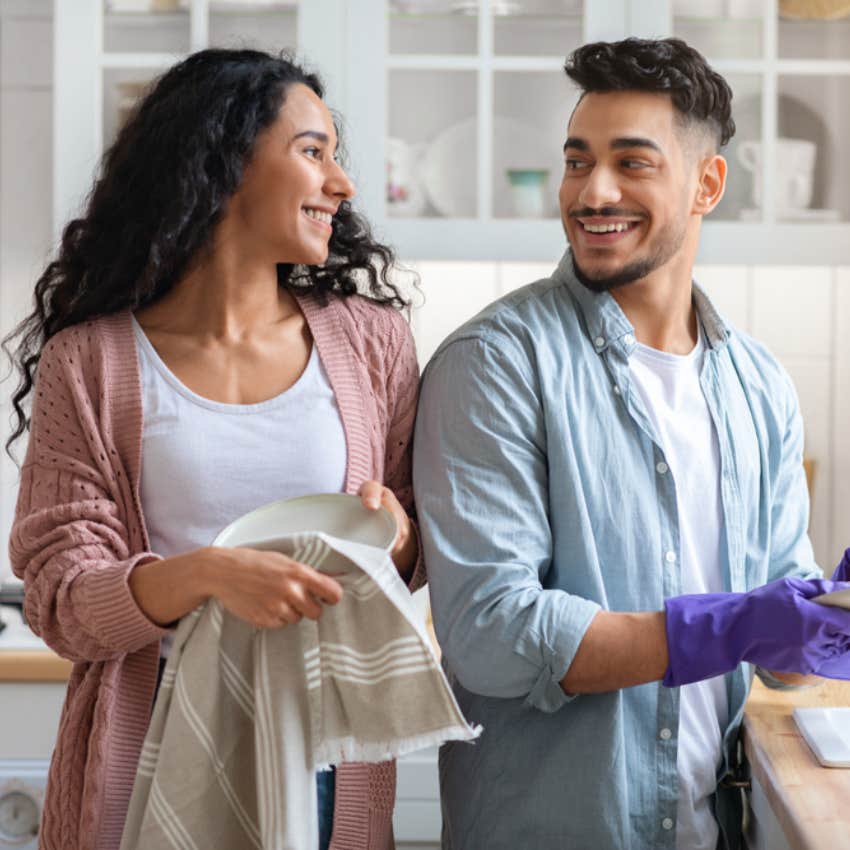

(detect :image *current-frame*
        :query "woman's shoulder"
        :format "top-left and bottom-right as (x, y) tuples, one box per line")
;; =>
(39, 312), (134, 397)
(43, 312), (132, 358)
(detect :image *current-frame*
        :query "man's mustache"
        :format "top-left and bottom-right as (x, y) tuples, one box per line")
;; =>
(569, 208), (645, 219)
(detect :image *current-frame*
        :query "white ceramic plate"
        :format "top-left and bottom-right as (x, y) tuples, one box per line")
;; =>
(212, 494), (398, 552)
(812, 587), (850, 610)
(793, 707), (850, 768)
(420, 115), (559, 218)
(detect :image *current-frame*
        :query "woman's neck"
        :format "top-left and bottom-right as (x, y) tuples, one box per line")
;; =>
(136, 245), (299, 341)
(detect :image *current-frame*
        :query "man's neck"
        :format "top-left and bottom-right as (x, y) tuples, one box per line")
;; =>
(610, 267), (697, 355)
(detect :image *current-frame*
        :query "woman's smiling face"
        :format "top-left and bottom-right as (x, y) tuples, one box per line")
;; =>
(228, 83), (356, 267)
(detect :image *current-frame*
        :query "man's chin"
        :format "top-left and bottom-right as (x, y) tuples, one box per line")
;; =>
(571, 254), (652, 293)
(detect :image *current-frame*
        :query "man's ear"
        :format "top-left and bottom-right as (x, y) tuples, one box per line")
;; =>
(693, 154), (727, 215)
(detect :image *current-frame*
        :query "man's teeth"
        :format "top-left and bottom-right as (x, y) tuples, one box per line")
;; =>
(305, 208), (332, 225)
(582, 222), (632, 233)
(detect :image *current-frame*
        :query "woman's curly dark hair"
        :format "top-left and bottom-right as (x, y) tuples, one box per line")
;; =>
(564, 37), (735, 150)
(4, 48), (408, 455)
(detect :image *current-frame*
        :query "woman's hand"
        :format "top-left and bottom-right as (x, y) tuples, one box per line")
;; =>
(205, 547), (344, 629)
(129, 546), (343, 630)
(358, 480), (417, 579)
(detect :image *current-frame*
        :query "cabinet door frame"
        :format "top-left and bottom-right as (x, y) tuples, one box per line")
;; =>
(53, 0), (319, 239)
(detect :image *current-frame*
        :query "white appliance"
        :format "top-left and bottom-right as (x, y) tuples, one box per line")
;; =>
(0, 761), (48, 849)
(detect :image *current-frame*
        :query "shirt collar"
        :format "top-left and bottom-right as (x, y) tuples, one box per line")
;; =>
(552, 249), (732, 354)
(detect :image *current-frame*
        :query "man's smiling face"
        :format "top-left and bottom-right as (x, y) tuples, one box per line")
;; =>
(559, 90), (702, 292)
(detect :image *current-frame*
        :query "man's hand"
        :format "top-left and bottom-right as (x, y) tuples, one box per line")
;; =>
(664, 577), (850, 687)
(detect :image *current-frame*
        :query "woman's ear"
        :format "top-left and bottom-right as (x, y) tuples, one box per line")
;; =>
(693, 154), (727, 215)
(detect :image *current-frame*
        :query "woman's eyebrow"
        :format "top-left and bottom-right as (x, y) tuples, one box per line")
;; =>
(292, 130), (329, 143)
(291, 129), (339, 154)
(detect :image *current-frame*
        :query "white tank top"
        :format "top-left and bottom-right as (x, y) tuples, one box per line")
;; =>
(132, 316), (347, 653)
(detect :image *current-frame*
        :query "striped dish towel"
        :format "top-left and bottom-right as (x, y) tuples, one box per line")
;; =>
(119, 533), (480, 850)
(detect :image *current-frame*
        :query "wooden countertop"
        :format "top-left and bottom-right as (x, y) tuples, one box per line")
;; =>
(744, 678), (850, 850)
(0, 649), (71, 682)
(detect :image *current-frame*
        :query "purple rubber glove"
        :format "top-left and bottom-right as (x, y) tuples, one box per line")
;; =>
(663, 576), (850, 687)
(832, 548), (850, 582)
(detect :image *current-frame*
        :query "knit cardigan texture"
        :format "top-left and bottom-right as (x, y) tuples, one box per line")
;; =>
(10, 291), (425, 850)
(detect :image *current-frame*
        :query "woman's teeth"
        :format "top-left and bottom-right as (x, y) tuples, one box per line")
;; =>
(582, 222), (633, 233)
(304, 208), (332, 225)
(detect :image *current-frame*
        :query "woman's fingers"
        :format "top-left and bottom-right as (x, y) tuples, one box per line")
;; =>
(292, 562), (343, 605)
(358, 481), (411, 548)
(358, 480), (384, 511)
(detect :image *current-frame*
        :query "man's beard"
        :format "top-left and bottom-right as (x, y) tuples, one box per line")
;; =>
(570, 220), (687, 294)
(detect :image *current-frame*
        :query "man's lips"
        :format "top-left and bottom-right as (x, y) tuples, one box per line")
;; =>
(571, 217), (642, 243)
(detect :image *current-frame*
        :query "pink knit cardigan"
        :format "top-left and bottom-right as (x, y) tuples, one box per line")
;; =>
(10, 291), (425, 850)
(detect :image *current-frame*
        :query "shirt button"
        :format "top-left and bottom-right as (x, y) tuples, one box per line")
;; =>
(623, 333), (635, 346)
(656, 462), (668, 475)
(662, 818), (674, 831)
(659, 728), (672, 740)
(594, 336), (605, 349)
(613, 385), (621, 395)
(665, 550), (677, 564)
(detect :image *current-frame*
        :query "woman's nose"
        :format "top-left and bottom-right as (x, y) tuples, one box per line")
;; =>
(326, 160), (355, 201)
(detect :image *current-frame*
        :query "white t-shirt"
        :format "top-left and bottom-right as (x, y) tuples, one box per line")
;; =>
(629, 326), (729, 850)
(132, 316), (348, 655)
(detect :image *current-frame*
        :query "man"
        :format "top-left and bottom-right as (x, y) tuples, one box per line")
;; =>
(413, 38), (850, 850)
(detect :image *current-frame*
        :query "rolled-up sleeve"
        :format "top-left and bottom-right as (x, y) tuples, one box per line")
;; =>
(413, 334), (600, 713)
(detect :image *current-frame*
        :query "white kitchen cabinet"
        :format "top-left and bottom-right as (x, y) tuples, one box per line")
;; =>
(745, 773), (794, 850)
(53, 1), (850, 264)
(372, 0), (850, 263)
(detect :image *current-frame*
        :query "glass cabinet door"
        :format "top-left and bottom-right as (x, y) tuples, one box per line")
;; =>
(385, 1), (584, 226)
(777, 0), (850, 224)
(100, 1), (298, 151)
(668, 0), (850, 227)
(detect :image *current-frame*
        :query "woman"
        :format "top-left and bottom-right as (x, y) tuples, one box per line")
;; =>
(5, 49), (423, 850)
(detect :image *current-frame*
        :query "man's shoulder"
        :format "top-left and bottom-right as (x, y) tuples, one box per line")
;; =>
(722, 325), (798, 422)
(726, 325), (793, 389)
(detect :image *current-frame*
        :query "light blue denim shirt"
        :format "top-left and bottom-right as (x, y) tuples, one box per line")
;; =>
(413, 251), (821, 850)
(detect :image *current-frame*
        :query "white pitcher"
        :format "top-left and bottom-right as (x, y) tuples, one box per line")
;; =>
(736, 138), (817, 211)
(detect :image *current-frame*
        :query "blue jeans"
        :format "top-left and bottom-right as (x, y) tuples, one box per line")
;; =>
(316, 767), (335, 850)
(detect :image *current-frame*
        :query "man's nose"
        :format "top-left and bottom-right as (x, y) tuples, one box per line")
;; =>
(577, 165), (622, 210)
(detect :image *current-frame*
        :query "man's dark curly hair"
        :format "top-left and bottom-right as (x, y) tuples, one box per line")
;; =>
(4, 48), (408, 454)
(564, 37), (735, 150)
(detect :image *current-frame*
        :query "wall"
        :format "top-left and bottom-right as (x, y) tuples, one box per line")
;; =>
(0, 0), (53, 583)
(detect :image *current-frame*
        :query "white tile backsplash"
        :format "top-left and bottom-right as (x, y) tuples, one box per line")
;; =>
(778, 357), (833, 565)
(752, 266), (833, 358)
(411, 261), (500, 366)
(693, 265), (751, 332)
(497, 262), (557, 296)
(831, 268), (850, 570)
